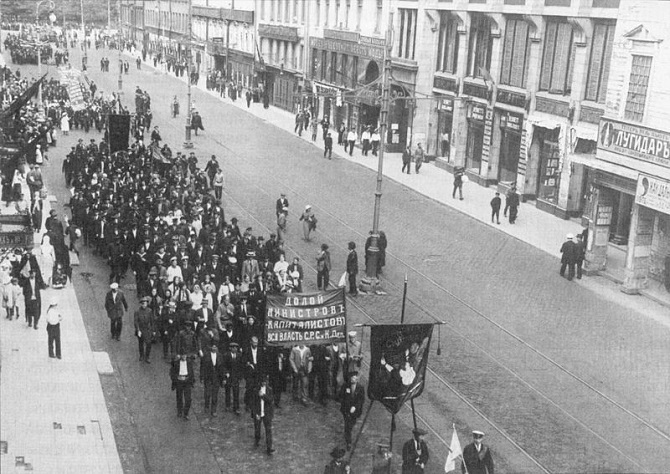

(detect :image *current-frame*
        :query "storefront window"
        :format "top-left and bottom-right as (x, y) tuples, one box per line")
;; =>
(466, 104), (486, 172)
(498, 112), (523, 184)
(436, 98), (453, 160)
(538, 128), (561, 202)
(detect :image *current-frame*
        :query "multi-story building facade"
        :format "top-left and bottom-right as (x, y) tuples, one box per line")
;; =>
(405, 0), (619, 221)
(583, 0), (670, 293)
(124, 0), (669, 292)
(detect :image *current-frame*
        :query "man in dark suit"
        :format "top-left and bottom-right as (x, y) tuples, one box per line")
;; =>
(104, 282), (128, 340)
(170, 354), (195, 420)
(346, 241), (358, 296)
(251, 375), (275, 455)
(462, 430), (494, 474)
(339, 372), (365, 450)
(201, 344), (225, 417)
(243, 336), (264, 410)
(560, 233), (579, 281)
(275, 193), (289, 217)
(402, 428), (430, 473)
(266, 347), (288, 408)
(223, 342), (243, 414)
(22, 269), (46, 329)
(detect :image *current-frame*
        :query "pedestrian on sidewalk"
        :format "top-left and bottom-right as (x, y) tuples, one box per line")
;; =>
(171, 354), (195, 420)
(560, 234), (578, 281)
(311, 119), (319, 141)
(361, 127), (371, 156)
(191, 111), (204, 136)
(45, 299), (62, 359)
(453, 166), (465, 200)
(213, 169), (224, 201)
(371, 129), (380, 156)
(172, 96), (180, 118)
(246, 90), (252, 108)
(105, 282), (129, 341)
(490, 192), (501, 224)
(22, 269), (45, 330)
(337, 122), (346, 146)
(347, 129), (357, 156)
(506, 187), (520, 224)
(134, 296), (155, 363)
(277, 208), (288, 244)
(402, 146), (412, 174)
(321, 117), (331, 141)
(6, 277), (22, 321)
(576, 229), (587, 279)
(415, 143), (425, 174)
(346, 242), (358, 296)
(503, 185), (516, 219)
(295, 111), (304, 136)
(324, 132), (333, 159)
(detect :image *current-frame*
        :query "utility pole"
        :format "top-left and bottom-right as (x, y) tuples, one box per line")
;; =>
(80, 0), (87, 70)
(117, 0), (123, 93)
(365, 11), (393, 279)
(183, 0), (193, 148)
(225, 0), (234, 82)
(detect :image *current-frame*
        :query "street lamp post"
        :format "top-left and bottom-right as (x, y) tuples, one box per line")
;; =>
(365, 12), (393, 279)
(183, 0), (193, 148)
(117, 0), (123, 93)
(34, 0), (56, 117)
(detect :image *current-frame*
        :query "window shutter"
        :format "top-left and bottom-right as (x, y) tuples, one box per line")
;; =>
(500, 20), (516, 85)
(550, 22), (572, 94)
(447, 20), (459, 74)
(585, 24), (606, 101)
(510, 21), (529, 88)
(539, 21), (557, 91)
(436, 15), (446, 71)
(597, 25), (614, 104)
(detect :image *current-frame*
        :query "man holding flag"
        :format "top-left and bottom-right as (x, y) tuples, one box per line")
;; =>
(461, 430), (494, 474)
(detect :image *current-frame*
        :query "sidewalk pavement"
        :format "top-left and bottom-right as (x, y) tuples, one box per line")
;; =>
(129, 50), (670, 311)
(0, 197), (123, 473)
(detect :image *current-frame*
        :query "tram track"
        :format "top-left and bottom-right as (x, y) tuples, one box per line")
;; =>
(192, 126), (670, 472)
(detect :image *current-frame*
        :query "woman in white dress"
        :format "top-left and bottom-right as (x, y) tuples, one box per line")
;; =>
(61, 113), (70, 135)
(39, 235), (56, 285)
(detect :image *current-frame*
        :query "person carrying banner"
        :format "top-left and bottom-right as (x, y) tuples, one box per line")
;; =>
(461, 430), (494, 474)
(402, 428), (430, 473)
(339, 372), (365, 451)
(290, 343), (312, 406)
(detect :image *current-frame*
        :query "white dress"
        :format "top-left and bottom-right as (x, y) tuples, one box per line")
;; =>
(39, 240), (56, 283)
(61, 114), (70, 133)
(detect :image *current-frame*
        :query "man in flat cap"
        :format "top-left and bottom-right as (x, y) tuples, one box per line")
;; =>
(223, 342), (244, 415)
(462, 430), (494, 474)
(134, 296), (155, 363)
(402, 428), (429, 473)
(339, 372), (365, 451)
(105, 282), (128, 341)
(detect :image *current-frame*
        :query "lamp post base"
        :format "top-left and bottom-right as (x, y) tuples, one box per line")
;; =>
(183, 126), (193, 148)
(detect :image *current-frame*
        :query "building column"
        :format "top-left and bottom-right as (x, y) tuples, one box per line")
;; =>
(622, 204), (654, 294)
(584, 186), (612, 274)
(612, 193), (633, 244)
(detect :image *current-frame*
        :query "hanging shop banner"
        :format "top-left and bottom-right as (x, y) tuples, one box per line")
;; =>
(368, 324), (434, 415)
(636, 174), (670, 214)
(265, 289), (347, 347)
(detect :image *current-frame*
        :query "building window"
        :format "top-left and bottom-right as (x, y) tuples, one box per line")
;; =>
(336, 0), (341, 28)
(584, 22), (615, 103)
(624, 55), (652, 122)
(375, 0), (382, 33)
(397, 9), (417, 60)
(436, 12), (459, 74)
(270, 0), (275, 21)
(316, 0), (321, 26)
(345, 0), (351, 29)
(325, 0), (330, 27)
(322, 50), (328, 81)
(312, 48), (319, 78)
(500, 18), (531, 88)
(331, 52), (338, 83)
(357, 0), (362, 31)
(294, 0), (299, 23)
(467, 14), (493, 78)
(539, 20), (575, 95)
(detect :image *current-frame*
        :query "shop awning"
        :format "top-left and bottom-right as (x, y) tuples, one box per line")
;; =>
(579, 157), (640, 181)
(574, 122), (599, 141)
(527, 113), (564, 130)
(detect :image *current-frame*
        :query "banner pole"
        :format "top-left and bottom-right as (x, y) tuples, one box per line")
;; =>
(400, 274), (408, 324)
(410, 399), (418, 431)
(343, 286), (350, 377)
(349, 399), (374, 460)
(389, 413), (395, 452)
